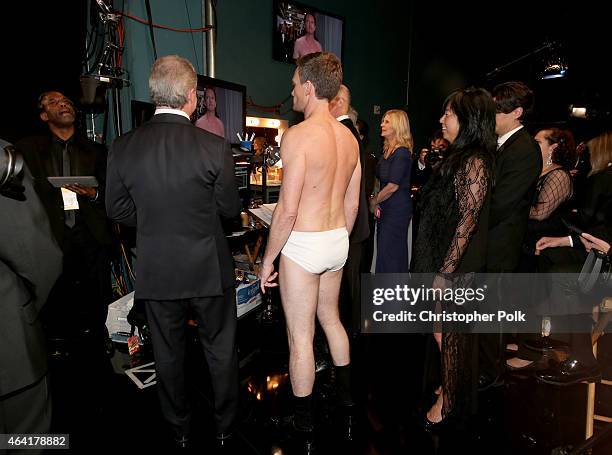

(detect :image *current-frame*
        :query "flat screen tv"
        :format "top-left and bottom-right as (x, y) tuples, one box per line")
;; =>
(273, 1), (344, 63)
(129, 76), (246, 146)
(193, 75), (246, 146)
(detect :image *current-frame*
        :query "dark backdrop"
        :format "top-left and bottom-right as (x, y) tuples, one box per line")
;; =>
(407, 2), (612, 147)
(2, 2), (87, 143)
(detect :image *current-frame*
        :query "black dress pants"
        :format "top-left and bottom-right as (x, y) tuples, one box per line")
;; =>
(341, 241), (365, 336)
(144, 289), (239, 437)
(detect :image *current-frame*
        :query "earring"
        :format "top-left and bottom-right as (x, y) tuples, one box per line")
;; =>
(546, 152), (553, 166)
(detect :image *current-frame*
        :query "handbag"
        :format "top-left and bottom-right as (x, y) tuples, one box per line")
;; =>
(578, 248), (612, 293)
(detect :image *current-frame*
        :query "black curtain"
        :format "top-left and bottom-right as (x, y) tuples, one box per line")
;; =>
(2, 2), (87, 143)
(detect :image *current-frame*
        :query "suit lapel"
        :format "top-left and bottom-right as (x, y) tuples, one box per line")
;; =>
(497, 128), (525, 155)
(37, 136), (58, 177)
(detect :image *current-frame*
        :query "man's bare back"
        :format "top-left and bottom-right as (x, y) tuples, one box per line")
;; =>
(258, 54), (357, 433)
(284, 110), (359, 232)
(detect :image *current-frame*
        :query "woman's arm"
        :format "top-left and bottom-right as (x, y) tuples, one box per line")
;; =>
(530, 170), (572, 221)
(375, 182), (398, 204)
(374, 148), (411, 205)
(579, 232), (611, 254)
(440, 156), (489, 273)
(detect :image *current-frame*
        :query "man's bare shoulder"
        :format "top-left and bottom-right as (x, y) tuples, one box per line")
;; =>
(334, 120), (358, 143)
(284, 118), (329, 145)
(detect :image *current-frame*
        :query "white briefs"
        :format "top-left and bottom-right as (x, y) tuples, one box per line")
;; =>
(281, 227), (349, 274)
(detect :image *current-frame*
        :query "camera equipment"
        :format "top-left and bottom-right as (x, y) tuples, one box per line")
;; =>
(579, 248), (612, 293)
(0, 144), (25, 200)
(0, 144), (23, 189)
(424, 147), (444, 166)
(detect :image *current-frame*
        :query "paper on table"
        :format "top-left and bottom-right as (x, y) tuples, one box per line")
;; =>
(248, 203), (277, 227)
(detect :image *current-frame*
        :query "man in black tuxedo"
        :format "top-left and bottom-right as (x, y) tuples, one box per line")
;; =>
(479, 81), (542, 388)
(1, 139), (62, 440)
(329, 84), (370, 337)
(15, 91), (112, 343)
(106, 55), (242, 448)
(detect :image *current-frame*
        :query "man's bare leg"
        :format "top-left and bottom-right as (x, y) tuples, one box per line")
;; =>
(279, 254), (320, 397)
(317, 268), (353, 413)
(316, 269), (349, 366)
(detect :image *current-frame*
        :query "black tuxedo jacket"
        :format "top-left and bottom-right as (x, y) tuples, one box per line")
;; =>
(487, 127), (542, 271)
(106, 114), (241, 300)
(339, 118), (370, 244)
(15, 133), (112, 248)
(0, 162), (62, 396)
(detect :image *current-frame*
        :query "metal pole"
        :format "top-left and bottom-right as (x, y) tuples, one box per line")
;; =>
(110, 41), (123, 137)
(205, 0), (216, 77)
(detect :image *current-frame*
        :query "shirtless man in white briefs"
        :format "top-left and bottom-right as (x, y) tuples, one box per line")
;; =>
(259, 52), (360, 446)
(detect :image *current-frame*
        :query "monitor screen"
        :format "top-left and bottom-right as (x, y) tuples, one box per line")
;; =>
(193, 75), (246, 146)
(129, 76), (246, 147)
(131, 99), (156, 129)
(273, 1), (344, 63)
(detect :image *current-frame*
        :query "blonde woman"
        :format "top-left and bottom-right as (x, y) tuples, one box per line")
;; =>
(373, 109), (413, 272)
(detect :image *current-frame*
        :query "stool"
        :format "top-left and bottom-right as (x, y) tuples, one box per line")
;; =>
(586, 296), (612, 438)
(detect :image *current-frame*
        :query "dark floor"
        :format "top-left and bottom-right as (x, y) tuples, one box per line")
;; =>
(46, 304), (612, 454)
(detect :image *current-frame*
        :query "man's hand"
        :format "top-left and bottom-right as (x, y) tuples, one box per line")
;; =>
(259, 262), (278, 294)
(580, 233), (611, 254)
(535, 236), (570, 255)
(63, 184), (97, 199)
(419, 148), (428, 167)
(368, 195), (378, 214)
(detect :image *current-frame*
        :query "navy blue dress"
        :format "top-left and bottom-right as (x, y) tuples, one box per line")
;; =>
(375, 147), (413, 273)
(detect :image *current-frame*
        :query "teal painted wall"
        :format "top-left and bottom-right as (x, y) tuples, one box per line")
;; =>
(116, 0), (412, 152)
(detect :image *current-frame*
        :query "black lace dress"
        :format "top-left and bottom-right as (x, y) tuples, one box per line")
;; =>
(524, 168), (573, 256)
(412, 154), (491, 420)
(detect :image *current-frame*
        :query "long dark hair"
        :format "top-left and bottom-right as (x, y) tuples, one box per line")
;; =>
(438, 87), (497, 178)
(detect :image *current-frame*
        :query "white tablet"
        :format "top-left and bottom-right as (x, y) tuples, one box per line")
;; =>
(47, 176), (99, 188)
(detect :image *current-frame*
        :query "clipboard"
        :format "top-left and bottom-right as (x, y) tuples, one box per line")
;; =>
(47, 176), (99, 187)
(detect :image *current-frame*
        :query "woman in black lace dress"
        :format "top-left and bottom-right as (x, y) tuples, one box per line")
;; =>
(509, 128), (576, 368)
(412, 87), (496, 427)
(524, 128), (576, 254)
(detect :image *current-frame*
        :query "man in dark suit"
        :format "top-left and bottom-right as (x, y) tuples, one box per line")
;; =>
(106, 55), (242, 449)
(479, 81), (542, 388)
(1, 139), (62, 441)
(15, 91), (112, 342)
(329, 84), (370, 337)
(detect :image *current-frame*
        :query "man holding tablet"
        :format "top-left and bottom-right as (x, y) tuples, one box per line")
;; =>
(16, 91), (112, 357)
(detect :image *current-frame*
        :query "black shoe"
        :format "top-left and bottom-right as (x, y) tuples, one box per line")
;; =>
(315, 358), (331, 373)
(289, 427), (315, 454)
(524, 337), (570, 353)
(336, 404), (356, 442)
(535, 359), (602, 386)
(215, 432), (236, 452)
(506, 357), (551, 372)
(477, 373), (505, 391)
(275, 416), (315, 454)
(174, 436), (190, 449)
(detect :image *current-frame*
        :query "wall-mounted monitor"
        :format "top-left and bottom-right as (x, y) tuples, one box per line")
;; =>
(273, 1), (344, 64)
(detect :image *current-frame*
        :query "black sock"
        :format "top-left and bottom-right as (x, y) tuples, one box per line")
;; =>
(335, 364), (353, 406)
(293, 394), (314, 431)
